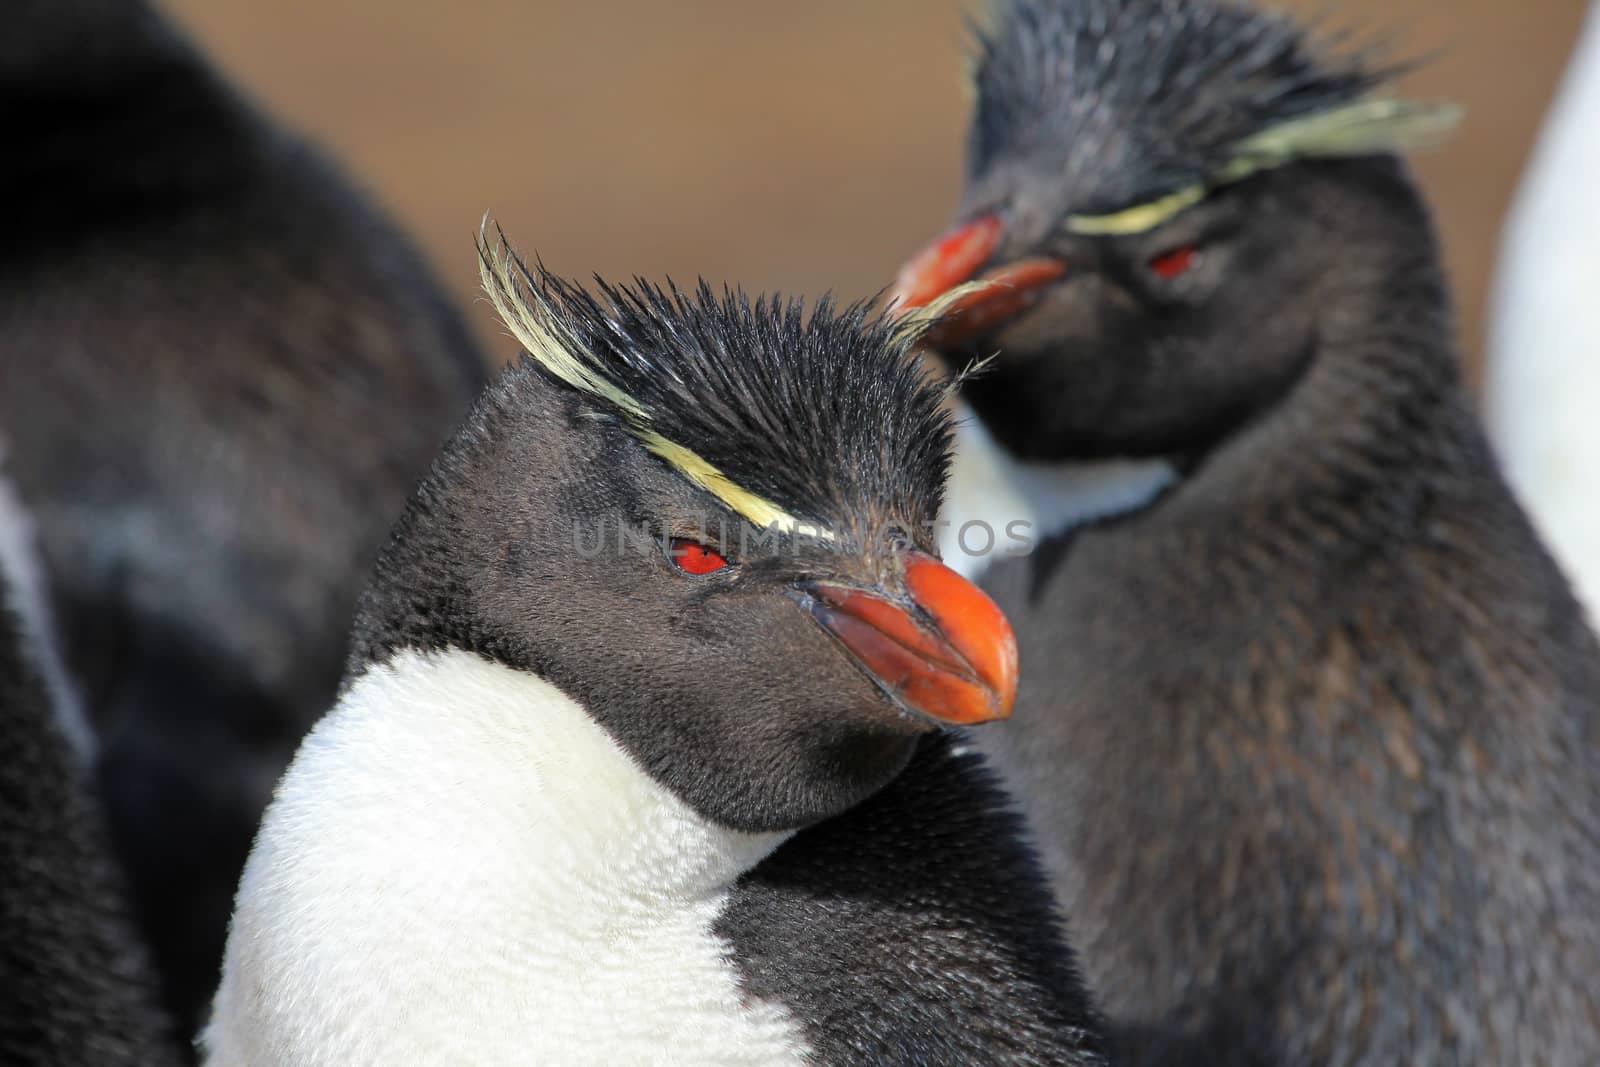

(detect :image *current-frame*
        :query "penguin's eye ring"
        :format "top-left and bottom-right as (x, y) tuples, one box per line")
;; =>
(1149, 244), (1200, 280)
(668, 538), (731, 576)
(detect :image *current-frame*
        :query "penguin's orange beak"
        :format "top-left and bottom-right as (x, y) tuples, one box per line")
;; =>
(889, 214), (1067, 346)
(795, 550), (1018, 726)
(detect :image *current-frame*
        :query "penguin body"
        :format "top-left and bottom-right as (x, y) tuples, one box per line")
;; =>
(1487, 0), (1600, 623)
(974, 397), (1600, 1064)
(893, 1), (1600, 1062)
(0, 474), (182, 1067)
(0, 0), (485, 1030)
(207, 649), (809, 1066)
(203, 242), (1109, 1066)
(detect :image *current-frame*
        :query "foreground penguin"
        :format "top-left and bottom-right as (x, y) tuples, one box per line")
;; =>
(892, 1), (1600, 1062)
(0, 479), (181, 1066)
(1487, 0), (1600, 623)
(0, 0), (485, 1031)
(201, 232), (1110, 1066)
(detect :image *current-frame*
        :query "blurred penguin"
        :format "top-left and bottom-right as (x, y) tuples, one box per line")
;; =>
(0, 0), (486, 1036)
(1, 470), (183, 1067)
(1487, 0), (1600, 624)
(890, 1), (1600, 1060)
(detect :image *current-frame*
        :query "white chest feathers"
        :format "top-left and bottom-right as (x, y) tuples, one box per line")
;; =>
(939, 405), (1178, 581)
(203, 649), (810, 1067)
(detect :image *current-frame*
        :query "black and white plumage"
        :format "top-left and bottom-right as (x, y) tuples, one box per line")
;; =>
(204, 242), (1108, 1066)
(0, 0), (485, 1035)
(893, 0), (1600, 1062)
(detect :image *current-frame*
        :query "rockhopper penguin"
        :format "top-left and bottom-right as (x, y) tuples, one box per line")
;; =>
(891, 1), (1600, 1062)
(0, 473), (182, 1066)
(200, 229), (1110, 1066)
(0, 0), (486, 1033)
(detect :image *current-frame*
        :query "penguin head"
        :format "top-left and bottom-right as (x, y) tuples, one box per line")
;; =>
(348, 227), (1018, 834)
(892, 0), (1459, 462)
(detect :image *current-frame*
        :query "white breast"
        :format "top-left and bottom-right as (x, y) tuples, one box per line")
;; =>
(939, 405), (1177, 580)
(203, 648), (810, 1067)
(1487, 0), (1600, 623)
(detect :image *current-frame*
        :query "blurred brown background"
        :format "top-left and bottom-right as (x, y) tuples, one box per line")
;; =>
(160, 0), (1590, 379)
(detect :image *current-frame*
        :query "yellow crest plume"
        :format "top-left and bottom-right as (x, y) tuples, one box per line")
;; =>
(476, 219), (833, 541)
(889, 279), (1013, 349)
(1067, 97), (1462, 237)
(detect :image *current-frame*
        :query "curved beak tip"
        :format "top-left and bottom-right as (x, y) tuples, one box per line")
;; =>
(889, 214), (1007, 314)
(890, 216), (1068, 346)
(800, 552), (1019, 728)
(903, 552), (1019, 722)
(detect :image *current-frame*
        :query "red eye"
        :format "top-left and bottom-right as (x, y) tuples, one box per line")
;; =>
(668, 538), (730, 576)
(1149, 245), (1199, 280)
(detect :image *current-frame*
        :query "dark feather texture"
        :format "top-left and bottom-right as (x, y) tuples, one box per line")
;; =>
(971, 0), (1390, 214)
(0, 593), (181, 1066)
(720, 732), (1109, 1066)
(333, 257), (1110, 1063)
(0, 0), (485, 1038)
(906, 1), (1600, 1061)
(482, 239), (953, 543)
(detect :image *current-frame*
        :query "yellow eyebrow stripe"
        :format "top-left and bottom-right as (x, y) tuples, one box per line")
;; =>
(1065, 97), (1461, 237)
(478, 220), (835, 542)
(640, 432), (835, 541)
(1066, 185), (1208, 236)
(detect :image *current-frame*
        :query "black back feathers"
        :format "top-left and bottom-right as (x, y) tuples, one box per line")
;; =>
(1, 597), (180, 1066)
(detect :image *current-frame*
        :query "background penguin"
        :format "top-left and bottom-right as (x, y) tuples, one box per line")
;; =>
(890, 1), (1600, 1062)
(201, 232), (1110, 1066)
(1487, 0), (1600, 624)
(1, 474), (182, 1067)
(0, 0), (486, 1034)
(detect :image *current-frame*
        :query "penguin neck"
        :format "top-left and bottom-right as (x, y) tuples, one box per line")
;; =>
(943, 228), (1465, 585)
(1192, 238), (1464, 520)
(940, 403), (1179, 580)
(206, 647), (808, 1064)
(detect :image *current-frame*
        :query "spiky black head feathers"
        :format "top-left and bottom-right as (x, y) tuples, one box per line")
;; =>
(970, 0), (1456, 232)
(479, 227), (954, 544)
